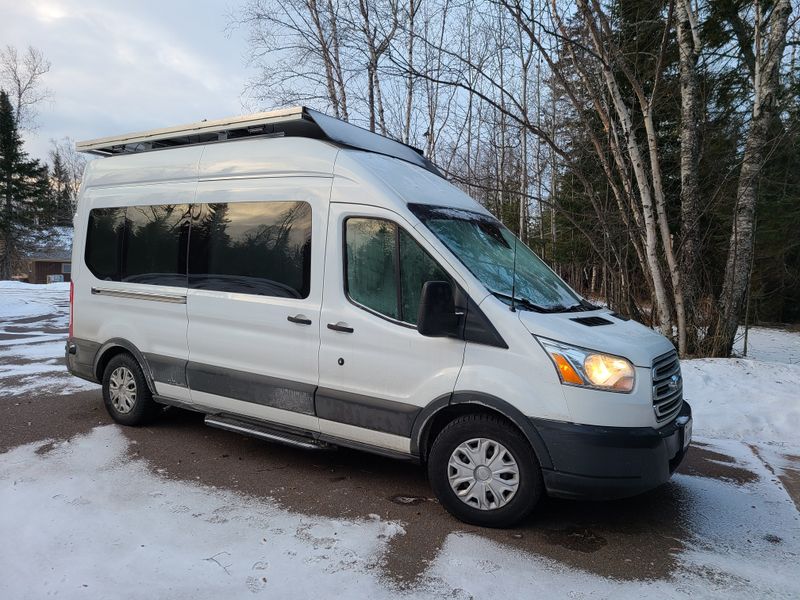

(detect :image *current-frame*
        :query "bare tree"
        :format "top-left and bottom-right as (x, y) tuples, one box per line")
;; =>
(238, 0), (350, 118)
(710, 0), (793, 356)
(50, 137), (88, 216)
(0, 45), (51, 130)
(350, 0), (399, 133)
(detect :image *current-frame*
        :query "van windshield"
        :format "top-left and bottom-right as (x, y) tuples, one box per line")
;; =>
(409, 204), (590, 313)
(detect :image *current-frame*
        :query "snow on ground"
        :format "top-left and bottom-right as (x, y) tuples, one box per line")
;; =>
(0, 280), (70, 321)
(683, 358), (800, 444)
(2, 426), (798, 599)
(0, 427), (406, 600)
(0, 281), (98, 396)
(732, 325), (800, 365)
(684, 326), (800, 445)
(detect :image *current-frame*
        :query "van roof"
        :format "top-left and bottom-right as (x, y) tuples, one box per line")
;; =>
(75, 107), (442, 178)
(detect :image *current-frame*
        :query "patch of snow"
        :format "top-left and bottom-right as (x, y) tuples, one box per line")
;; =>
(0, 340), (68, 361)
(0, 282), (97, 396)
(0, 281), (70, 321)
(683, 356), (800, 445)
(0, 426), (406, 600)
(732, 326), (800, 365)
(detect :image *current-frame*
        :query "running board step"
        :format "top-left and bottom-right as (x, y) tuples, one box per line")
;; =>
(204, 415), (329, 451)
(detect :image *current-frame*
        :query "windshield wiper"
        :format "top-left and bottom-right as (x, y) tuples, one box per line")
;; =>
(490, 291), (601, 314)
(560, 299), (602, 313)
(489, 290), (549, 313)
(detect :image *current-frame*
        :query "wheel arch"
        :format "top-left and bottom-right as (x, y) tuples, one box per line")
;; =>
(411, 391), (553, 469)
(93, 338), (156, 394)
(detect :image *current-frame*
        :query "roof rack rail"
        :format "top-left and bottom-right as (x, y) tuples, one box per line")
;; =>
(75, 106), (442, 177)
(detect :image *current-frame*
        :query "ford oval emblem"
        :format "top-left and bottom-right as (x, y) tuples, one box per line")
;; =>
(668, 374), (681, 391)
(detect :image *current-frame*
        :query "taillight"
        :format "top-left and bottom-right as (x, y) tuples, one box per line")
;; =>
(69, 280), (74, 338)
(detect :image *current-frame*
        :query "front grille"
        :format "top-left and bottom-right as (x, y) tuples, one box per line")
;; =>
(652, 350), (683, 423)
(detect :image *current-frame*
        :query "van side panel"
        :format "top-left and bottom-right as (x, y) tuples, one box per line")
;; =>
(72, 183), (195, 402)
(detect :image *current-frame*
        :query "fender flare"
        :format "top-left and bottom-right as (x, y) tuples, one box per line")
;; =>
(93, 338), (157, 395)
(410, 391), (553, 469)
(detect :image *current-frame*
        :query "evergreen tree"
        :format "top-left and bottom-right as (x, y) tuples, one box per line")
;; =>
(49, 149), (74, 226)
(0, 90), (50, 279)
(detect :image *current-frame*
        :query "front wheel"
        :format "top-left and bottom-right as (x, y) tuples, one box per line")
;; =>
(428, 414), (543, 527)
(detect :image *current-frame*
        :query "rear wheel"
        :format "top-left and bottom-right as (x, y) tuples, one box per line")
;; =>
(428, 413), (543, 527)
(102, 353), (160, 426)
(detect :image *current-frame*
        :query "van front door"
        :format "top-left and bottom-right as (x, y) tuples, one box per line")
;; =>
(185, 178), (328, 433)
(317, 203), (467, 454)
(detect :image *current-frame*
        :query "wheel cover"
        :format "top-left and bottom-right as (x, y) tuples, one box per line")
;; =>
(109, 366), (136, 414)
(447, 437), (520, 510)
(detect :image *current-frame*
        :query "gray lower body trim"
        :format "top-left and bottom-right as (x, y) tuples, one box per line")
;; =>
(145, 354), (188, 387)
(315, 387), (421, 437)
(65, 338), (102, 382)
(77, 338), (418, 441)
(186, 361), (316, 415)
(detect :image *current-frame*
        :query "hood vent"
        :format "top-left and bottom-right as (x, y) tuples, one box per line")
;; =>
(570, 316), (613, 327)
(610, 312), (630, 321)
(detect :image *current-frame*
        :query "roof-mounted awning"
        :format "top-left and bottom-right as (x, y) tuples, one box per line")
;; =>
(75, 106), (442, 177)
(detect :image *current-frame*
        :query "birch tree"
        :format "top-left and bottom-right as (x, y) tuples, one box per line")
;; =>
(710, 0), (793, 356)
(0, 45), (51, 131)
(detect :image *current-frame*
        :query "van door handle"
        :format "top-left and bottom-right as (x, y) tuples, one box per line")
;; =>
(327, 322), (354, 333)
(287, 314), (312, 325)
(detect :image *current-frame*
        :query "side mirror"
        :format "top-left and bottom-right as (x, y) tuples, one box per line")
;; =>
(417, 281), (460, 337)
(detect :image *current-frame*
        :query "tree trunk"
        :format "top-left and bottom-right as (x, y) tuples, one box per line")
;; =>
(711, 0), (792, 356)
(676, 0), (702, 354)
(404, 0), (417, 144)
(579, 0), (673, 336)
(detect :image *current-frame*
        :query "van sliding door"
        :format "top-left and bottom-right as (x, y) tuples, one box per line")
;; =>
(185, 178), (329, 432)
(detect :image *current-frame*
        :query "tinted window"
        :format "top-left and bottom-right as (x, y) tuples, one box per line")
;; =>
(345, 218), (450, 325)
(122, 204), (190, 286)
(188, 201), (312, 298)
(345, 218), (399, 319)
(85, 207), (125, 281)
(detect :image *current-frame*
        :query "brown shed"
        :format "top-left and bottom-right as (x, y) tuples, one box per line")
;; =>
(28, 252), (72, 283)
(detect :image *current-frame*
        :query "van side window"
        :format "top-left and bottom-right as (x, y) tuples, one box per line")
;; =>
(188, 201), (312, 298)
(86, 205), (190, 285)
(85, 207), (126, 281)
(345, 218), (450, 326)
(345, 218), (400, 320)
(122, 204), (190, 286)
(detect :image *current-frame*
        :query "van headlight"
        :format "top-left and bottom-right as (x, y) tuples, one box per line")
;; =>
(537, 338), (635, 393)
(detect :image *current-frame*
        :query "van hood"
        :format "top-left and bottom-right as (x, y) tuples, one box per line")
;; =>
(517, 310), (675, 367)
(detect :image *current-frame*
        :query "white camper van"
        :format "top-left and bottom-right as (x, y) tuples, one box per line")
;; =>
(67, 107), (691, 527)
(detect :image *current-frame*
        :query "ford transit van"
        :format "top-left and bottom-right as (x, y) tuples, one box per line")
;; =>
(66, 107), (691, 527)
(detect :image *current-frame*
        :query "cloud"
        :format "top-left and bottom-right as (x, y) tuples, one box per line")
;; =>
(0, 0), (253, 161)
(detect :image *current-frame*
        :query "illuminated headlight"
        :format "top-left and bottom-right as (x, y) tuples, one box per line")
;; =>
(538, 338), (635, 393)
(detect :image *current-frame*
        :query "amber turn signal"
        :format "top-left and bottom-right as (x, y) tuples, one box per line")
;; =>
(552, 353), (584, 385)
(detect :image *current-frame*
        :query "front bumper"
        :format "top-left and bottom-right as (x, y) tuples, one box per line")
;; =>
(532, 401), (692, 500)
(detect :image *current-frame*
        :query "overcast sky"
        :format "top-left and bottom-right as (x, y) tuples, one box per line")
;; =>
(2, 0), (256, 161)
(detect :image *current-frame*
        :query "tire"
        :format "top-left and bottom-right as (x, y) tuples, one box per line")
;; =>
(428, 413), (543, 528)
(101, 353), (160, 426)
